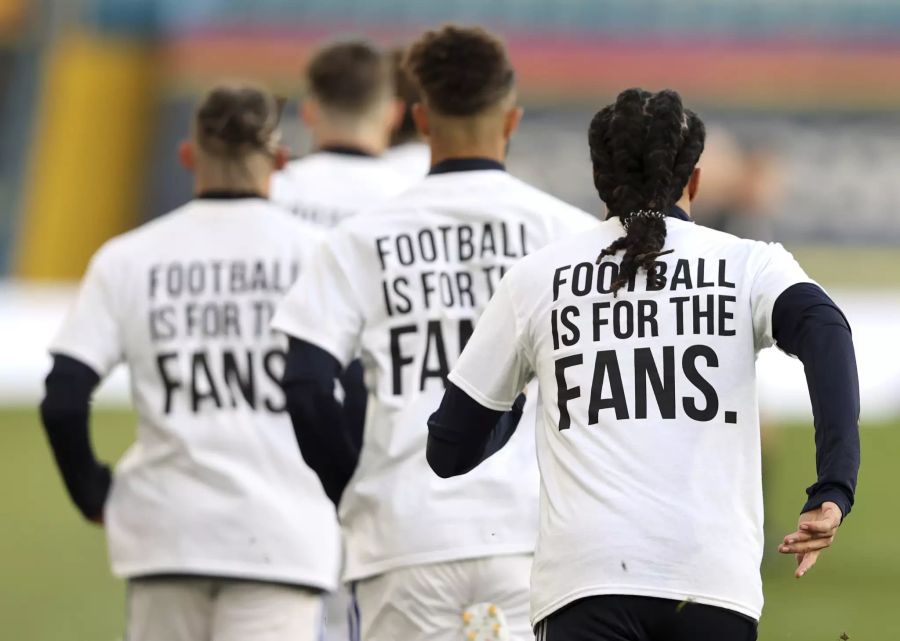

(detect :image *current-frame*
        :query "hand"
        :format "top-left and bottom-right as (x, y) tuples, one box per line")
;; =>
(778, 501), (843, 578)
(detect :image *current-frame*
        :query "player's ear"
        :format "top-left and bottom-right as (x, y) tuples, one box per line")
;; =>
(503, 106), (524, 139)
(273, 145), (289, 171)
(178, 140), (195, 171)
(688, 166), (702, 202)
(411, 102), (429, 138)
(301, 100), (318, 128)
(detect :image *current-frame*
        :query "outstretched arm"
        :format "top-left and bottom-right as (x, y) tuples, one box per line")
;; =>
(771, 282), (860, 576)
(40, 354), (109, 523)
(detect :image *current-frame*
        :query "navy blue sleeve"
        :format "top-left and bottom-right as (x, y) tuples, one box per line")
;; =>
(39, 354), (110, 521)
(280, 337), (364, 506)
(426, 383), (526, 478)
(771, 282), (860, 519)
(339, 359), (368, 454)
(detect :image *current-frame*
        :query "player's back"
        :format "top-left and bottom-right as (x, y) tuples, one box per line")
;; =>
(52, 197), (340, 587)
(490, 216), (811, 622)
(298, 164), (597, 580)
(270, 150), (411, 227)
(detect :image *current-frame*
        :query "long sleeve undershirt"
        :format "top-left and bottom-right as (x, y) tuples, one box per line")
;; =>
(426, 282), (860, 519)
(282, 337), (525, 501)
(280, 338), (367, 506)
(427, 387), (526, 478)
(40, 354), (110, 521)
(771, 282), (860, 518)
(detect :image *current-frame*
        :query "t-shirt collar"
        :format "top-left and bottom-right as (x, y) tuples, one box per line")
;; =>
(319, 145), (375, 158)
(669, 204), (691, 222)
(196, 190), (265, 200)
(428, 157), (506, 175)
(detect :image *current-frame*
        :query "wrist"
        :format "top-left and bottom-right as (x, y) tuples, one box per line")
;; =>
(802, 484), (851, 521)
(74, 463), (111, 521)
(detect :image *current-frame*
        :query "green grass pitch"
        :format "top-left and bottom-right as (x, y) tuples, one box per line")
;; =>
(0, 407), (896, 641)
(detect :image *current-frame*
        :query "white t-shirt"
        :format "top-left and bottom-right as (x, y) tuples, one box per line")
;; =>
(272, 168), (597, 581)
(270, 151), (411, 227)
(449, 217), (813, 623)
(383, 142), (430, 182)
(50, 198), (341, 589)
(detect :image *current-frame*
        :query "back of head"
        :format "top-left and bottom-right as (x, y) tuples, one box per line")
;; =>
(389, 46), (421, 145)
(590, 88), (706, 293)
(192, 82), (283, 193)
(195, 82), (281, 159)
(306, 40), (393, 120)
(405, 25), (515, 117)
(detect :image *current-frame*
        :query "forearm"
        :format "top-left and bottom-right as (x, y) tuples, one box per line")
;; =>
(772, 283), (861, 517)
(281, 338), (361, 506)
(39, 355), (110, 520)
(797, 322), (860, 516)
(427, 383), (526, 478)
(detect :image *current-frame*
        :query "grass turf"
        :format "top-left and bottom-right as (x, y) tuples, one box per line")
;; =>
(0, 407), (895, 641)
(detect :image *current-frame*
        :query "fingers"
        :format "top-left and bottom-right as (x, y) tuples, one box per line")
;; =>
(782, 529), (832, 545)
(799, 516), (840, 535)
(779, 536), (834, 554)
(795, 550), (820, 578)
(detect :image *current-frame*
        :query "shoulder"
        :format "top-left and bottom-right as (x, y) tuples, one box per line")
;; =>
(88, 203), (194, 265)
(255, 200), (325, 246)
(504, 175), (588, 213)
(505, 221), (605, 284)
(502, 175), (598, 228)
(272, 155), (329, 189)
(669, 219), (782, 262)
(354, 157), (412, 192)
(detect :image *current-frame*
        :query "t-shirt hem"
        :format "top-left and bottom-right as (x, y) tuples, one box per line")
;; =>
(48, 344), (112, 379)
(531, 585), (761, 625)
(111, 560), (338, 592)
(344, 541), (535, 582)
(447, 371), (514, 412)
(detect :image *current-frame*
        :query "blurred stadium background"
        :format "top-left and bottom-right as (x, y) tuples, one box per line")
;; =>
(0, 1), (898, 639)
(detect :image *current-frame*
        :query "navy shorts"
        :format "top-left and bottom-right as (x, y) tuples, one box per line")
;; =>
(535, 595), (758, 641)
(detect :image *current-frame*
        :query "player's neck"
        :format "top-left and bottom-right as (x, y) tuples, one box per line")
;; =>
(674, 194), (693, 217)
(312, 124), (388, 156)
(194, 175), (270, 198)
(428, 139), (506, 167)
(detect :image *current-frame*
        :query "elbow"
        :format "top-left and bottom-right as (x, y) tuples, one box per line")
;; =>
(39, 394), (85, 437)
(426, 435), (462, 479)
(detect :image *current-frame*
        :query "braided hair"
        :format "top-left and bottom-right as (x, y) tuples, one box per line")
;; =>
(590, 88), (706, 294)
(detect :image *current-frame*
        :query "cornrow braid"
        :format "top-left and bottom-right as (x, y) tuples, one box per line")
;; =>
(589, 88), (706, 294)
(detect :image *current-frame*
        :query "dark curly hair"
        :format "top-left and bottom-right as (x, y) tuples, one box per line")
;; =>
(195, 83), (282, 157)
(405, 25), (515, 116)
(306, 40), (392, 116)
(590, 88), (706, 294)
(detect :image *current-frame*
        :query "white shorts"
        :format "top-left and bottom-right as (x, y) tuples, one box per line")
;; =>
(126, 576), (323, 641)
(351, 554), (533, 641)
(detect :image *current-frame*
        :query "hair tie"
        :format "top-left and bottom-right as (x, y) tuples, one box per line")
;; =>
(623, 210), (665, 230)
